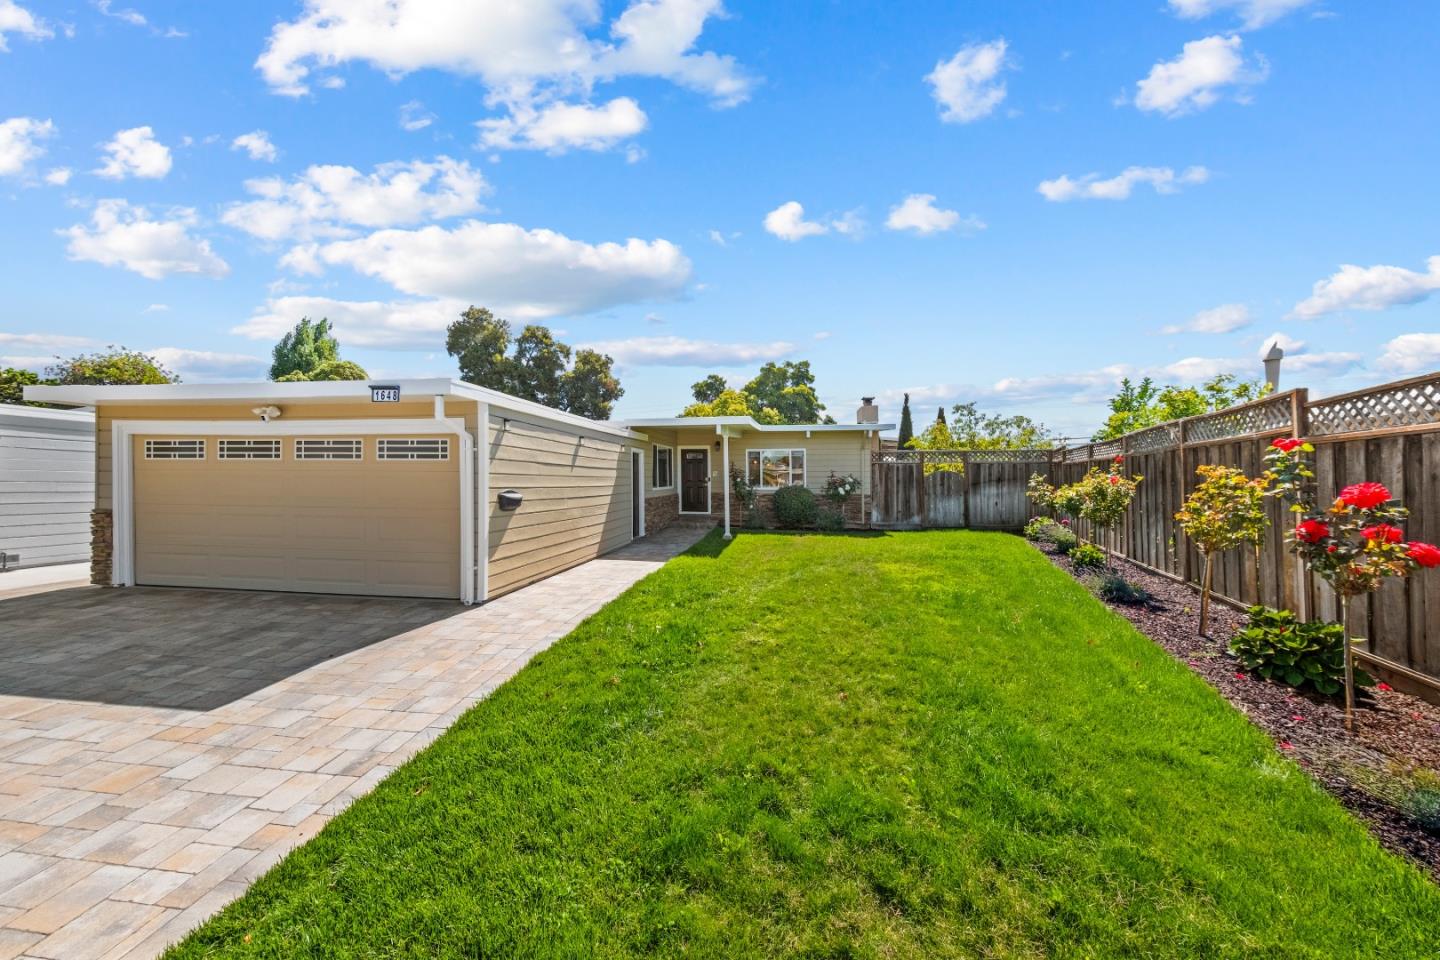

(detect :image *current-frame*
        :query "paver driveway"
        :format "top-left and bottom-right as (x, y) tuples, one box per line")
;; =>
(0, 526), (709, 960)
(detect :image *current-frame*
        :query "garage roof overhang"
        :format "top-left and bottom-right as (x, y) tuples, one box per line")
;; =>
(25, 378), (646, 442)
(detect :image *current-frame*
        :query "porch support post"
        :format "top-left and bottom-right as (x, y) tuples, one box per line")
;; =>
(720, 427), (732, 539)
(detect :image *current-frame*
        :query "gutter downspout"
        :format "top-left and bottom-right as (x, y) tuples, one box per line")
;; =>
(475, 401), (490, 602)
(435, 395), (476, 605)
(718, 424), (732, 540)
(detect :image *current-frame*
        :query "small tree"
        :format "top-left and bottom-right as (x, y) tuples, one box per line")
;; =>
(48, 348), (176, 385)
(1175, 464), (1270, 636)
(1075, 457), (1142, 558)
(1266, 437), (1440, 728)
(1, 367), (43, 405)
(270, 317), (340, 380)
(897, 393), (913, 448)
(276, 359), (370, 382)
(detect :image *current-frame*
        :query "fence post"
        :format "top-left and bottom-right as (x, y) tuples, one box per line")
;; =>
(916, 451), (926, 528)
(1121, 433), (1132, 561)
(962, 453), (972, 528)
(1291, 388), (1312, 620)
(1178, 418), (1191, 586)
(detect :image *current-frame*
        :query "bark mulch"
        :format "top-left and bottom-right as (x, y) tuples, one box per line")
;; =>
(1033, 539), (1440, 882)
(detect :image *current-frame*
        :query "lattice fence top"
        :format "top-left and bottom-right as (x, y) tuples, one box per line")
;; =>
(1128, 422), (1180, 453)
(1090, 439), (1123, 460)
(1307, 373), (1440, 436)
(1185, 394), (1294, 443)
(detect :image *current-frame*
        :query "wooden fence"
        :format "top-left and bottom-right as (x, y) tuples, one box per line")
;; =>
(871, 449), (1052, 530)
(872, 371), (1440, 695)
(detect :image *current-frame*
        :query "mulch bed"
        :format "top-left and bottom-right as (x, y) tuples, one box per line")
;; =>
(1032, 539), (1440, 881)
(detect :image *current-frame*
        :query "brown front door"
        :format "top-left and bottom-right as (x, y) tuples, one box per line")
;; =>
(681, 449), (709, 512)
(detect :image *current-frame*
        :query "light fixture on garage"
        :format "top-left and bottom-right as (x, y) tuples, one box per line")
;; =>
(251, 405), (283, 423)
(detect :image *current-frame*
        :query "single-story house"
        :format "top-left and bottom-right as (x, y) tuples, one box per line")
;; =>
(0, 404), (95, 571)
(24, 380), (889, 603)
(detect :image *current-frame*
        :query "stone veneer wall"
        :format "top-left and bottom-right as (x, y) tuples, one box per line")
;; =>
(90, 508), (112, 586)
(708, 491), (870, 530)
(645, 493), (679, 535)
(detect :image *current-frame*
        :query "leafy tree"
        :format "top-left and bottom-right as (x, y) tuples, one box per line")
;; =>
(276, 359), (370, 382)
(903, 418), (964, 474)
(0, 367), (43, 405)
(48, 348), (176, 385)
(561, 348), (624, 420)
(270, 317), (340, 380)
(1094, 374), (1270, 440)
(445, 306), (623, 419)
(897, 393), (914, 447)
(742, 361), (831, 424)
(1174, 465), (1271, 636)
(691, 374), (728, 405)
(949, 402), (1058, 449)
(681, 389), (782, 423)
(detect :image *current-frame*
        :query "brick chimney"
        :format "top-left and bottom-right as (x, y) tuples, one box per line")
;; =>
(857, 396), (879, 424)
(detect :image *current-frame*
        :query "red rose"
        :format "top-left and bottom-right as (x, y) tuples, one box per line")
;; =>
(1326, 545), (1337, 553)
(1376, 682), (1393, 692)
(1113, 455), (1124, 464)
(1108, 475), (1119, 485)
(1270, 437), (1304, 452)
(1407, 541), (1440, 568)
(1361, 523), (1403, 543)
(1338, 482), (1390, 510)
(1295, 519), (1330, 543)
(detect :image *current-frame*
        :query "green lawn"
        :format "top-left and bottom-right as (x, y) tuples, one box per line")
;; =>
(169, 531), (1439, 958)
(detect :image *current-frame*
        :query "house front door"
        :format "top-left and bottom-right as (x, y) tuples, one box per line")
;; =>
(681, 449), (709, 512)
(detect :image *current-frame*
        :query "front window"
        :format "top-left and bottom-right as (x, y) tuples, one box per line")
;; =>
(653, 446), (674, 488)
(747, 448), (805, 489)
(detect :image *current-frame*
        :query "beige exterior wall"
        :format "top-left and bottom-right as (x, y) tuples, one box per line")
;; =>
(640, 427), (679, 497)
(485, 411), (636, 598)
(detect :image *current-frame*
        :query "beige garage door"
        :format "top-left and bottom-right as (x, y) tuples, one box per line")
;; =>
(133, 434), (460, 599)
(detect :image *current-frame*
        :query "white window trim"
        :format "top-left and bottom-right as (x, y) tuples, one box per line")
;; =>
(651, 443), (675, 491)
(376, 437), (451, 461)
(111, 417), (475, 604)
(143, 438), (205, 460)
(677, 445), (711, 514)
(294, 438), (364, 461)
(218, 438), (282, 461)
(630, 448), (646, 539)
(745, 447), (807, 491)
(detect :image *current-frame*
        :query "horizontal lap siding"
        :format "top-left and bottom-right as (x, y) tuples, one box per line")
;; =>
(664, 428), (871, 500)
(0, 415), (95, 568)
(486, 414), (632, 598)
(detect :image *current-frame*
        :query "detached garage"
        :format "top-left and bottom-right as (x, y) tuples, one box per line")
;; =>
(25, 379), (649, 603)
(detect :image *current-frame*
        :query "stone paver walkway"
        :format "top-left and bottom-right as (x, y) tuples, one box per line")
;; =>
(0, 526), (707, 960)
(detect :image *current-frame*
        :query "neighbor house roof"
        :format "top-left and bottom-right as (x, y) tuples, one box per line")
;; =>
(621, 416), (894, 433)
(24, 378), (645, 441)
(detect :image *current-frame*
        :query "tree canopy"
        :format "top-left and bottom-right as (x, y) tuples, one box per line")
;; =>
(47, 348), (176, 386)
(679, 361), (834, 425)
(947, 402), (1057, 449)
(897, 393), (914, 447)
(270, 317), (341, 380)
(445, 306), (624, 420)
(0, 367), (40, 405)
(1093, 374), (1270, 440)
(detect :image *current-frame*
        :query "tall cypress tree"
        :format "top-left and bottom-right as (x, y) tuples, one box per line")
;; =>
(936, 406), (947, 426)
(898, 393), (914, 448)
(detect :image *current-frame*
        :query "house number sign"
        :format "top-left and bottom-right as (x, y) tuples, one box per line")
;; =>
(370, 385), (401, 403)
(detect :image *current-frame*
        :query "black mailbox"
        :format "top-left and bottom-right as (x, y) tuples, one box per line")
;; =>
(497, 489), (524, 511)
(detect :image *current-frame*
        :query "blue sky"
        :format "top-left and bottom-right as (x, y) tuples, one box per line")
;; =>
(1, 0), (1437, 435)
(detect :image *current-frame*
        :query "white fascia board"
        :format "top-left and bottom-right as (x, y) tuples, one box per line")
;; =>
(26, 377), (645, 441)
(0, 404), (95, 426)
(621, 417), (895, 433)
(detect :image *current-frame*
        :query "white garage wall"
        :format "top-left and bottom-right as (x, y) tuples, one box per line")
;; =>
(0, 406), (96, 570)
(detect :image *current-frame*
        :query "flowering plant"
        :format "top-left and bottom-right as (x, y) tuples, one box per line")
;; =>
(823, 472), (862, 507)
(1265, 436), (1440, 725)
(1174, 464), (1270, 636)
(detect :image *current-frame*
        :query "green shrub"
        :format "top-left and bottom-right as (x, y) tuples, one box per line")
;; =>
(1023, 517), (1057, 541)
(1090, 572), (1153, 606)
(1404, 788), (1440, 835)
(816, 508), (846, 533)
(1051, 529), (1079, 554)
(772, 484), (819, 529)
(1229, 606), (1373, 695)
(1071, 543), (1107, 570)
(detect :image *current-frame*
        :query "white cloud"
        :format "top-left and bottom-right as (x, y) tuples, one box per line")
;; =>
(1377, 333), (1440, 374)
(236, 295), (465, 349)
(0, 116), (54, 177)
(0, 331), (94, 350)
(1038, 165), (1209, 201)
(95, 0), (145, 26)
(477, 97), (647, 153)
(926, 39), (1010, 124)
(221, 156), (488, 241)
(283, 219), (692, 320)
(1290, 255), (1440, 319)
(1168, 0), (1316, 29)
(61, 199), (230, 280)
(0, 354), (52, 373)
(44, 166), (71, 185)
(0, 0), (52, 50)
(1161, 302), (1251, 334)
(884, 193), (981, 235)
(399, 100), (435, 132)
(762, 201), (830, 242)
(95, 126), (172, 179)
(147, 347), (267, 380)
(577, 335), (794, 367)
(1134, 35), (1267, 116)
(142, 303), (168, 313)
(231, 130), (278, 162)
(254, 0), (752, 115)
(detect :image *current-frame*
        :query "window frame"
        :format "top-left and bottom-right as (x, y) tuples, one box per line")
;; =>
(217, 439), (282, 461)
(651, 444), (675, 490)
(745, 447), (807, 491)
(376, 437), (451, 461)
